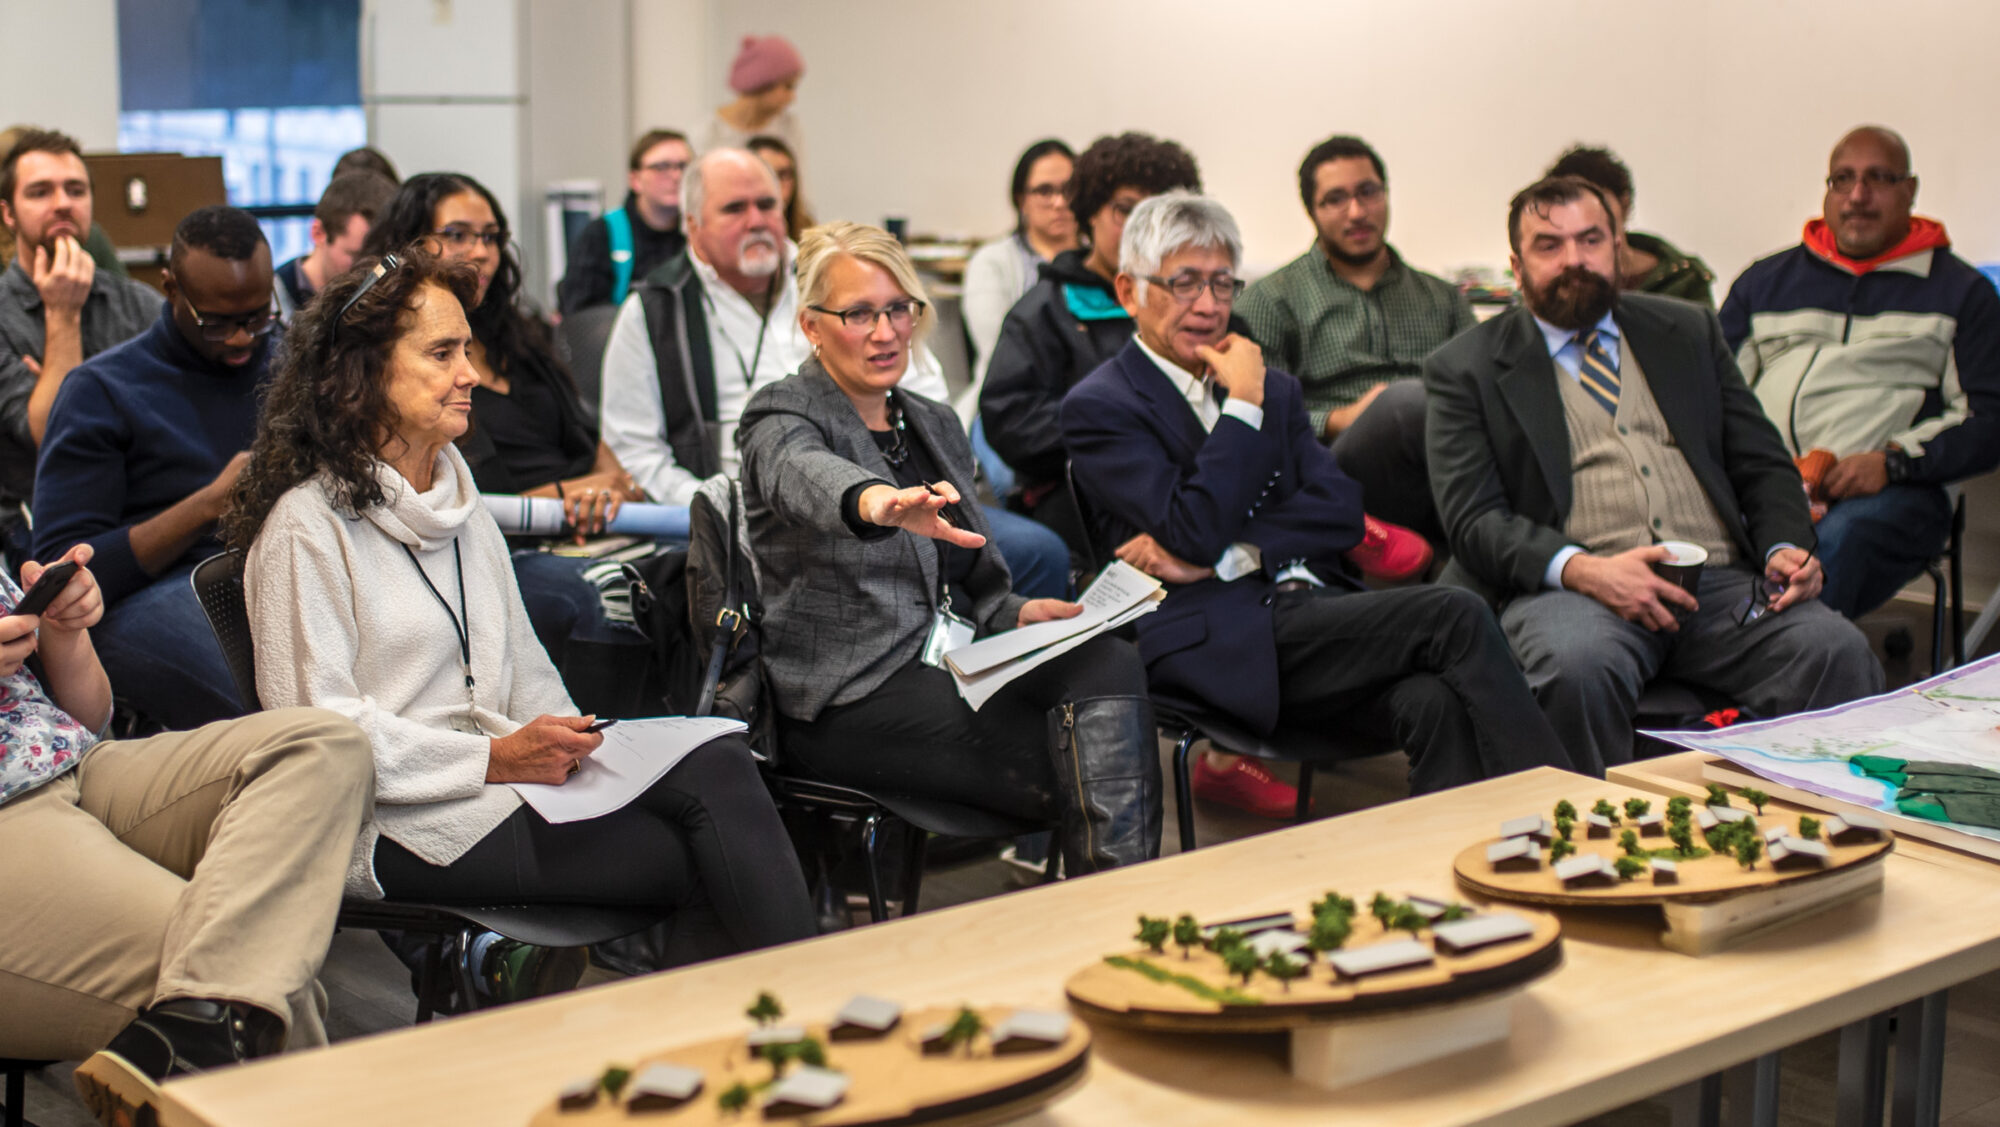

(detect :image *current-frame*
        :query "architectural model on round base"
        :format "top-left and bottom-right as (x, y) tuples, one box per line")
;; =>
(531, 997), (1088, 1126)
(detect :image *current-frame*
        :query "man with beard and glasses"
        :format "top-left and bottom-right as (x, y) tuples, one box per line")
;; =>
(598, 149), (1068, 594)
(1239, 135), (1474, 546)
(1721, 126), (2000, 620)
(1425, 176), (1880, 773)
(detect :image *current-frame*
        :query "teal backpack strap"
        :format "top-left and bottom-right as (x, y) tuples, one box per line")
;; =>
(605, 207), (635, 306)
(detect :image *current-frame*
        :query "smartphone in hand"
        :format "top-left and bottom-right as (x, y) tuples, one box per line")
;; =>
(12, 561), (79, 617)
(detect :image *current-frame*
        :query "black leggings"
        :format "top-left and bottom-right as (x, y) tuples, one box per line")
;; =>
(374, 736), (814, 966)
(778, 634), (1150, 822)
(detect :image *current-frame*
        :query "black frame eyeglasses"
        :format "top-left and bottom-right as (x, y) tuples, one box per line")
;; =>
(1736, 548), (1816, 626)
(1826, 169), (1912, 193)
(809, 300), (926, 332)
(431, 225), (505, 250)
(1143, 273), (1245, 304)
(183, 302), (277, 342)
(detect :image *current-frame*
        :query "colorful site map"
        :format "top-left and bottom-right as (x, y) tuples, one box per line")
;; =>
(1642, 653), (2000, 848)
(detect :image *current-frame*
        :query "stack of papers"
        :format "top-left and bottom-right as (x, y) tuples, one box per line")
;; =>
(945, 560), (1165, 710)
(508, 716), (746, 823)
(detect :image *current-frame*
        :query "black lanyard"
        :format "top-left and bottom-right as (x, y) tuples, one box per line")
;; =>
(401, 539), (474, 691)
(700, 278), (775, 390)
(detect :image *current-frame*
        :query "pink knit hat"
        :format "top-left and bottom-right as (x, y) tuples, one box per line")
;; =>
(728, 35), (804, 94)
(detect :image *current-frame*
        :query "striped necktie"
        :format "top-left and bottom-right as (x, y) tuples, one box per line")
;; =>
(1576, 329), (1620, 415)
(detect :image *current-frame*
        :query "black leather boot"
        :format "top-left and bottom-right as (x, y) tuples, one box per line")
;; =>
(1047, 694), (1162, 874)
(75, 999), (285, 1126)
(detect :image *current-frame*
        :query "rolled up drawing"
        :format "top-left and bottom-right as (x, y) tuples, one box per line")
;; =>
(482, 494), (692, 539)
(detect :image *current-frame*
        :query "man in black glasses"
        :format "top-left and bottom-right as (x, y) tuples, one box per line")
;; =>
(1426, 176), (1882, 774)
(1721, 126), (2000, 621)
(31, 205), (278, 729)
(558, 128), (693, 315)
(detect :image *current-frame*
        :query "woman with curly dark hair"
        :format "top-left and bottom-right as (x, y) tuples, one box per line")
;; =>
(361, 173), (652, 705)
(226, 247), (813, 976)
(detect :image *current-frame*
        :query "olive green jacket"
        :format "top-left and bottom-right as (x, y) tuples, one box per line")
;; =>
(1627, 231), (1714, 306)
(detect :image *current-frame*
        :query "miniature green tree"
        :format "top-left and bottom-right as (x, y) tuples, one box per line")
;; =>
(1624, 797), (1652, 821)
(1207, 926), (1247, 956)
(1666, 795), (1693, 819)
(1388, 903), (1428, 938)
(1135, 915), (1170, 954)
(1369, 892), (1397, 927)
(599, 1066), (633, 1099)
(1438, 902), (1470, 922)
(1307, 911), (1352, 954)
(1797, 815), (1821, 841)
(1704, 823), (1735, 853)
(1618, 828), (1644, 857)
(1704, 784), (1732, 808)
(759, 1040), (796, 1079)
(1554, 815), (1575, 842)
(942, 1006), (985, 1055)
(795, 1037), (827, 1070)
(1735, 833), (1763, 871)
(1668, 820), (1697, 858)
(1554, 799), (1578, 822)
(746, 991), (783, 1027)
(1614, 855), (1647, 881)
(1263, 952), (1306, 992)
(1591, 798), (1620, 823)
(718, 1082), (753, 1115)
(1740, 788), (1771, 815)
(1222, 944), (1262, 985)
(1550, 838), (1577, 861)
(1172, 914), (1203, 959)
(1312, 892), (1357, 919)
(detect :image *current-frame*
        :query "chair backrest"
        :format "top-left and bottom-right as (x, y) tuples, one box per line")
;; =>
(559, 304), (621, 429)
(1063, 459), (1108, 575)
(189, 551), (262, 711)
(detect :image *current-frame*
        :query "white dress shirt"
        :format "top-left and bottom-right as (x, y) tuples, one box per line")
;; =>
(599, 248), (948, 505)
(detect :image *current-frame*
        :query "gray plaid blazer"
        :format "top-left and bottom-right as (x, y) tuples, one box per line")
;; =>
(738, 358), (1029, 722)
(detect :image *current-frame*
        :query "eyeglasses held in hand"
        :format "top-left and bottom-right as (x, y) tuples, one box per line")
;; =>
(810, 300), (926, 332)
(1735, 550), (1814, 626)
(431, 225), (505, 250)
(185, 303), (277, 342)
(1143, 273), (1245, 304)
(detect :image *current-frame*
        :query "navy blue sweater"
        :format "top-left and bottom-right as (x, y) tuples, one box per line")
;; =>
(33, 309), (273, 602)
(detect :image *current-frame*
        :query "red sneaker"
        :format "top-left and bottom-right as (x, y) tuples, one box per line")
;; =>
(1347, 515), (1433, 583)
(1191, 753), (1299, 820)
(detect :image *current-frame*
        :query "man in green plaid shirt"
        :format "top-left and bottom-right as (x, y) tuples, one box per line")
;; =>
(1240, 136), (1474, 543)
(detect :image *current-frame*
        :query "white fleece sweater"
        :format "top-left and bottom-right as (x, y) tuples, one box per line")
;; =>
(245, 444), (574, 897)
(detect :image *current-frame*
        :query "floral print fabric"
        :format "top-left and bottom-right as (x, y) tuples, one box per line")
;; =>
(0, 570), (97, 807)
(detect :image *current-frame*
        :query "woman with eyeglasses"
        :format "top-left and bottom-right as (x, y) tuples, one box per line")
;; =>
(363, 173), (653, 711)
(738, 222), (1162, 877)
(228, 247), (814, 981)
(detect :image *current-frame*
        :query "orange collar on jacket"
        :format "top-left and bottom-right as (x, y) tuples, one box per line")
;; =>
(1802, 215), (1949, 274)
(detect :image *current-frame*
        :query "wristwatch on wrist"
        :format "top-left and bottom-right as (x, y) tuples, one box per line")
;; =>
(1883, 444), (1913, 485)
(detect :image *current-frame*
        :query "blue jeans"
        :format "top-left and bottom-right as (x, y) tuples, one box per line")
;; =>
(979, 504), (1070, 599)
(1816, 484), (1952, 619)
(970, 417), (1016, 498)
(509, 550), (650, 663)
(92, 563), (244, 730)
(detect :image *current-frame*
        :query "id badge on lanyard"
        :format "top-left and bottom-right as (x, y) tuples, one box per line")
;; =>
(921, 594), (975, 668)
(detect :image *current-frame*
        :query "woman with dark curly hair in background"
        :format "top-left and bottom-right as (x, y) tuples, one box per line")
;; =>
(225, 247), (813, 985)
(362, 172), (653, 712)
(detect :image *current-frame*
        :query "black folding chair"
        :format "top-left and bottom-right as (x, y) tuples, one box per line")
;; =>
(0, 1059), (49, 1127)
(1925, 492), (1967, 673)
(189, 552), (665, 1020)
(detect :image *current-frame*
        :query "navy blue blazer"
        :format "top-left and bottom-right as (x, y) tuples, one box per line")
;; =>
(1061, 339), (1365, 734)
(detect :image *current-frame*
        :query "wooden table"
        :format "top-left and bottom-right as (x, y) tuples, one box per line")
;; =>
(162, 766), (2000, 1127)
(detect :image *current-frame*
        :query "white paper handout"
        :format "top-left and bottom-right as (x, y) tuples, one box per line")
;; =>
(944, 560), (1162, 678)
(508, 716), (748, 823)
(943, 561), (1165, 710)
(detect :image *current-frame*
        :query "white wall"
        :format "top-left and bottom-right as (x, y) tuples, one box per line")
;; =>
(695, 0), (2000, 291)
(0, 0), (121, 147)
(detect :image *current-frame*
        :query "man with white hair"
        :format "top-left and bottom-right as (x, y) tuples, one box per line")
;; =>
(599, 148), (1070, 596)
(1063, 192), (1574, 793)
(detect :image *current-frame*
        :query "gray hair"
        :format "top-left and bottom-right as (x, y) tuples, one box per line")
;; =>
(680, 147), (782, 227)
(1119, 191), (1241, 300)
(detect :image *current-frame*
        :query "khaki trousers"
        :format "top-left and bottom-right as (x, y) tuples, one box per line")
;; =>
(0, 708), (371, 1060)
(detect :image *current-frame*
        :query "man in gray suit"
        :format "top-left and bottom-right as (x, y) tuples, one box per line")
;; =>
(1425, 176), (1882, 773)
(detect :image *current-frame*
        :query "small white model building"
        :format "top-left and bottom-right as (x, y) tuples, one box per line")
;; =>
(1696, 807), (1720, 830)
(830, 995), (902, 1040)
(1499, 815), (1553, 842)
(1201, 913), (1295, 940)
(557, 1077), (600, 1111)
(1553, 854), (1617, 887)
(624, 1063), (704, 1110)
(1584, 813), (1615, 837)
(989, 1010), (1071, 1053)
(1649, 857), (1679, 884)
(1250, 929), (1311, 959)
(1487, 837), (1542, 871)
(1768, 836), (1833, 870)
(1326, 939), (1436, 979)
(1404, 895), (1457, 921)
(1763, 825), (1789, 844)
(763, 1066), (850, 1114)
(1709, 805), (1751, 824)
(745, 1024), (809, 1048)
(1430, 914), (1534, 954)
(1825, 813), (1887, 844)
(1635, 812), (1666, 837)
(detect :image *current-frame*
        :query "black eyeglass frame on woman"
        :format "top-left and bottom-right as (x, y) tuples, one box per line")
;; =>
(808, 300), (927, 332)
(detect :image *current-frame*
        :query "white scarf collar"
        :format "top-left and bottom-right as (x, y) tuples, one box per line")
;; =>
(360, 443), (479, 552)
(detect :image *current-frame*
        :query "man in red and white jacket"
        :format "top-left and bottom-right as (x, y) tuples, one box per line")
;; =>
(1721, 126), (2000, 619)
